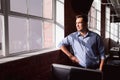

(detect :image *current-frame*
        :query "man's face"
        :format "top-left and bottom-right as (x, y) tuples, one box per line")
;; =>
(76, 18), (87, 32)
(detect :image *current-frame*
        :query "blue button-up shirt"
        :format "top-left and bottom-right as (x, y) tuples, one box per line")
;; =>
(58, 31), (105, 68)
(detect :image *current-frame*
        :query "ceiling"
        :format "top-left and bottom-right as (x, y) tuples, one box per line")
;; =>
(107, 0), (120, 22)
(70, 0), (120, 22)
(71, 0), (93, 14)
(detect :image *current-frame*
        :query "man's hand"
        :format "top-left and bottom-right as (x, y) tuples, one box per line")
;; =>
(69, 55), (79, 63)
(60, 46), (79, 64)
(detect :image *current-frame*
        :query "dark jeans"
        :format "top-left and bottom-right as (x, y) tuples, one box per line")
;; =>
(72, 63), (99, 70)
(87, 64), (99, 69)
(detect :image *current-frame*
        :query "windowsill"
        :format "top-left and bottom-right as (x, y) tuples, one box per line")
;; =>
(0, 48), (59, 64)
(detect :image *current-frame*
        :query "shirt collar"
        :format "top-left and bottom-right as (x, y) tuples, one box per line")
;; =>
(77, 31), (90, 37)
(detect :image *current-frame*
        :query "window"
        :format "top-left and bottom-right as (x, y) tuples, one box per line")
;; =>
(105, 6), (110, 38)
(55, 0), (64, 47)
(110, 23), (119, 42)
(9, 0), (54, 55)
(0, 0), (64, 58)
(105, 6), (120, 43)
(88, 0), (101, 35)
(0, 0), (3, 56)
(0, 15), (3, 56)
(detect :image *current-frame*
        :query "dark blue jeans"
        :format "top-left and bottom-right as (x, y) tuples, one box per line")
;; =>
(72, 63), (99, 70)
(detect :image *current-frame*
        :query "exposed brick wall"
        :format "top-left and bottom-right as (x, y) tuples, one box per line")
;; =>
(0, 50), (71, 80)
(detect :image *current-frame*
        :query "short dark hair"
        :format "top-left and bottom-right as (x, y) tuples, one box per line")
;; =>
(76, 14), (88, 23)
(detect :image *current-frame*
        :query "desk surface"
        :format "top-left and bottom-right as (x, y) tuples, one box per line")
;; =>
(110, 47), (120, 51)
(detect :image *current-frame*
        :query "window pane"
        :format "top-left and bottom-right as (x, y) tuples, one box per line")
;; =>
(55, 0), (64, 48)
(56, 0), (64, 26)
(97, 20), (100, 31)
(111, 23), (118, 42)
(97, 12), (101, 21)
(105, 7), (110, 38)
(28, 0), (42, 17)
(55, 25), (64, 47)
(43, 21), (54, 48)
(91, 8), (96, 18)
(106, 7), (110, 19)
(0, 15), (3, 56)
(9, 16), (28, 53)
(29, 19), (42, 50)
(10, 0), (27, 13)
(43, 0), (52, 19)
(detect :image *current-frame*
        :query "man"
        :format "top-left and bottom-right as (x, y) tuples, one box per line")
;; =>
(58, 14), (105, 71)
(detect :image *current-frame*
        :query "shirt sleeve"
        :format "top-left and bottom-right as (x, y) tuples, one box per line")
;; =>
(58, 35), (72, 48)
(97, 35), (106, 60)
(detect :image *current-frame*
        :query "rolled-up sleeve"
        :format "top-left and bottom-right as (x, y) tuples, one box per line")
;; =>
(58, 36), (71, 48)
(97, 36), (106, 60)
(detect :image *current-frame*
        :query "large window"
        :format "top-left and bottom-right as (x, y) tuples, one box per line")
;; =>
(105, 6), (120, 43)
(88, 0), (101, 35)
(0, 0), (64, 58)
(9, 0), (54, 54)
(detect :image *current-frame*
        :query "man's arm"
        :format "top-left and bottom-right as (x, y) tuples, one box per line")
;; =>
(99, 59), (104, 71)
(60, 46), (79, 63)
(97, 35), (105, 71)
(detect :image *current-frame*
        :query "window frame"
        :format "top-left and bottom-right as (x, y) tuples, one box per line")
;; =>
(0, 0), (57, 57)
